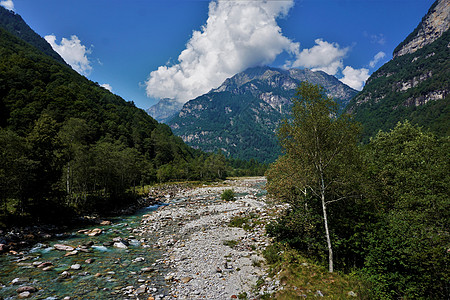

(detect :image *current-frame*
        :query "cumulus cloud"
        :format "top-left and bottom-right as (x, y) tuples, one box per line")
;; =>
(145, 0), (298, 103)
(288, 39), (349, 75)
(369, 51), (386, 68)
(100, 83), (113, 92)
(0, 0), (14, 11)
(339, 66), (369, 91)
(45, 34), (93, 76)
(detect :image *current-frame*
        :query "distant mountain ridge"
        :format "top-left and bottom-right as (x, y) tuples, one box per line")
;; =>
(146, 98), (184, 124)
(168, 66), (357, 163)
(346, 0), (449, 140)
(0, 5), (67, 65)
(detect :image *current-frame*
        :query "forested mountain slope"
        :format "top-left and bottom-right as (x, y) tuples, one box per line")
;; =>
(0, 6), (66, 65)
(0, 21), (226, 226)
(346, 0), (449, 140)
(169, 66), (357, 163)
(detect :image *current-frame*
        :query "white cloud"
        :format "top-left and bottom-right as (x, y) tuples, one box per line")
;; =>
(0, 0), (14, 11)
(145, 0), (298, 103)
(45, 34), (93, 76)
(339, 66), (369, 91)
(369, 51), (386, 68)
(100, 83), (113, 92)
(288, 39), (349, 75)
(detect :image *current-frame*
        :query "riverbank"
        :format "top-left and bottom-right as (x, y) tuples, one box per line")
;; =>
(138, 177), (286, 299)
(0, 177), (285, 300)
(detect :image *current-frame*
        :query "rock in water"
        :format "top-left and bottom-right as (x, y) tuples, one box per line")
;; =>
(113, 242), (128, 249)
(54, 244), (75, 251)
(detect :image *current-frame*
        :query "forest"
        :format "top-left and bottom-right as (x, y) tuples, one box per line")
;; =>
(0, 26), (266, 227)
(266, 83), (449, 299)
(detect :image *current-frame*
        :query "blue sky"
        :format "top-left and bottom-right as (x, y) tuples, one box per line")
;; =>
(2, 0), (435, 109)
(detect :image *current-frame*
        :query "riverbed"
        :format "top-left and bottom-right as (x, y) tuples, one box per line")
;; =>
(0, 177), (281, 300)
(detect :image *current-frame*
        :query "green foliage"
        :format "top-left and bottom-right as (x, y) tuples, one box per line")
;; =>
(228, 213), (259, 231)
(267, 82), (364, 272)
(268, 120), (449, 299)
(361, 121), (449, 299)
(0, 26), (231, 227)
(221, 189), (236, 201)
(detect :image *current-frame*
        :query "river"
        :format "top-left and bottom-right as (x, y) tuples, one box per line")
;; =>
(0, 177), (273, 300)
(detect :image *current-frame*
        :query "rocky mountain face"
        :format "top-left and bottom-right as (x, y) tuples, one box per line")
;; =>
(346, 0), (449, 140)
(146, 98), (184, 123)
(393, 0), (450, 58)
(168, 66), (357, 163)
(0, 6), (67, 65)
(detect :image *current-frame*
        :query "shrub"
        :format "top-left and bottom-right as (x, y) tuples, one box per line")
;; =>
(221, 189), (236, 201)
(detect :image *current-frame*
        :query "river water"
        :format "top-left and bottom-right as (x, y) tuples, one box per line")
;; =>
(0, 179), (267, 299)
(0, 204), (171, 299)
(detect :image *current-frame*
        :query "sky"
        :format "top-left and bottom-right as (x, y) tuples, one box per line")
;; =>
(2, 0), (435, 110)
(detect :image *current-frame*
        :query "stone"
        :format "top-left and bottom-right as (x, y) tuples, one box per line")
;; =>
(348, 291), (357, 297)
(85, 258), (95, 264)
(141, 267), (155, 273)
(100, 220), (112, 226)
(134, 257), (145, 262)
(59, 271), (71, 279)
(180, 277), (192, 283)
(65, 250), (78, 257)
(54, 244), (74, 251)
(16, 286), (37, 293)
(113, 242), (128, 249)
(71, 264), (81, 270)
(136, 287), (146, 294)
(11, 277), (30, 285)
(87, 228), (103, 236)
(37, 262), (53, 268)
(164, 275), (174, 281)
(17, 291), (31, 299)
(42, 266), (54, 271)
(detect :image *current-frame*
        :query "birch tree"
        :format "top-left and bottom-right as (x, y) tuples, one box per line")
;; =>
(269, 82), (361, 272)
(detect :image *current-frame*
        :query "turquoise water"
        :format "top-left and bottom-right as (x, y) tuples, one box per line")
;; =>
(0, 204), (171, 299)
(0, 179), (267, 299)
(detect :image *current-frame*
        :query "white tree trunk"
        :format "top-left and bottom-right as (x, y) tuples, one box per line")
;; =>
(321, 174), (333, 273)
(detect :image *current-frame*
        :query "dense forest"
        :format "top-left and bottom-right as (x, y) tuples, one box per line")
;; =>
(266, 83), (449, 299)
(0, 25), (262, 227)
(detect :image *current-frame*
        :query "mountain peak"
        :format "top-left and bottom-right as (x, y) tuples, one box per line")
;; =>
(393, 0), (449, 58)
(0, 6), (67, 65)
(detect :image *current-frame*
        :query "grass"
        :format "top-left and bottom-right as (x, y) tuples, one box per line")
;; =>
(223, 239), (239, 248)
(261, 243), (370, 299)
(228, 213), (262, 231)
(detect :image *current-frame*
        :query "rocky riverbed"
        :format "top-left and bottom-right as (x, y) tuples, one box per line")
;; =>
(0, 177), (285, 300)
(139, 177), (285, 299)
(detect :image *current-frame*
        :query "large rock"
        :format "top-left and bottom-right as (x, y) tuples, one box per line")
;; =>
(16, 286), (37, 293)
(113, 242), (128, 249)
(54, 244), (74, 251)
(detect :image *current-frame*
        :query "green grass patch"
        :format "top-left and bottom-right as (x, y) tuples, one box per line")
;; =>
(262, 243), (370, 299)
(223, 239), (239, 248)
(228, 213), (262, 231)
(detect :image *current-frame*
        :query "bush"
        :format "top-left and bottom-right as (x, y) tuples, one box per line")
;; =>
(221, 189), (236, 201)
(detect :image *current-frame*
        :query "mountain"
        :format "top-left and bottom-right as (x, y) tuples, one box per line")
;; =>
(0, 11), (225, 223)
(146, 98), (184, 123)
(0, 6), (66, 65)
(168, 66), (357, 163)
(346, 0), (449, 140)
